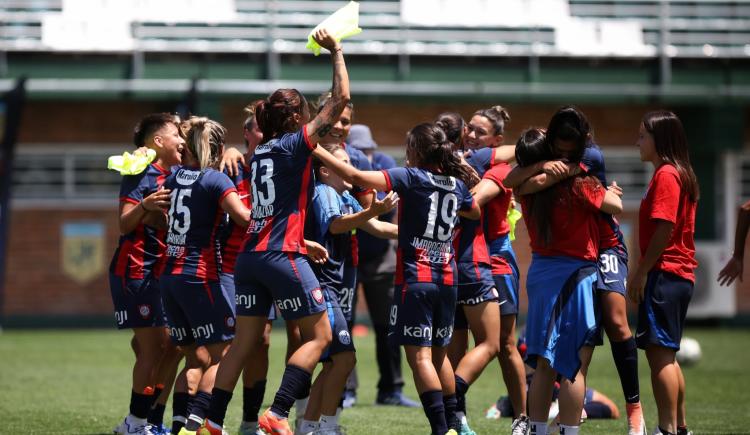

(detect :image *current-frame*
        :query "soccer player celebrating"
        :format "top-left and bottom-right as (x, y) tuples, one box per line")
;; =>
(313, 122), (481, 435)
(110, 113), (184, 435)
(627, 111), (699, 435)
(513, 127), (623, 435)
(198, 28), (350, 435)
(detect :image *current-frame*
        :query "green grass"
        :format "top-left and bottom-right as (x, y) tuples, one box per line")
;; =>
(1, 328), (749, 434)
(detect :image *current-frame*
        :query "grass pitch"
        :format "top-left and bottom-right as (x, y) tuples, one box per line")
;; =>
(1, 327), (749, 434)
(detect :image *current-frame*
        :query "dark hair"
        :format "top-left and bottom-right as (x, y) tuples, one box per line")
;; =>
(514, 128), (550, 168)
(254, 89), (308, 141)
(133, 113), (179, 147)
(313, 142), (345, 178)
(434, 112), (466, 150)
(642, 111), (700, 202)
(473, 105), (511, 135)
(406, 123), (480, 189)
(316, 91), (354, 115)
(183, 116), (226, 170)
(545, 106), (591, 163)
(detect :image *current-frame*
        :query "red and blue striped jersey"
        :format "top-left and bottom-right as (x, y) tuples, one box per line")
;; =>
(382, 167), (474, 286)
(219, 163), (251, 274)
(241, 128), (315, 254)
(110, 163), (170, 281)
(161, 167), (237, 280)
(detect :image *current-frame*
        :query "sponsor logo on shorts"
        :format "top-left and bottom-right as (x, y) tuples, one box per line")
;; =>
(458, 295), (486, 305)
(389, 305), (398, 326)
(236, 293), (256, 309)
(311, 288), (324, 305)
(170, 327), (188, 342)
(225, 316), (236, 329)
(115, 310), (128, 325)
(191, 323), (215, 340)
(276, 297), (303, 313)
(138, 304), (152, 319)
(435, 325), (453, 340)
(338, 330), (351, 345)
(403, 326), (432, 339)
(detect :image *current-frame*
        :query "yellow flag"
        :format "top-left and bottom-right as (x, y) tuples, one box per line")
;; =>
(107, 149), (157, 175)
(306, 1), (363, 56)
(507, 206), (523, 242)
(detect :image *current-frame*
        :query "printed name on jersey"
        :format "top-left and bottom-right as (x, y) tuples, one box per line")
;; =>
(276, 297), (303, 312)
(236, 293), (256, 309)
(426, 173), (457, 191)
(175, 169), (201, 186)
(192, 323), (215, 340)
(411, 237), (451, 264)
(166, 232), (186, 246)
(252, 204), (274, 219)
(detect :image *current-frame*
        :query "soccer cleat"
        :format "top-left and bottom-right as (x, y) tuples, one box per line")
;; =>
(312, 426), (347, 435)
(239, 420), (262, 435)
(375, 391), (419, 408)
(485, 403), (502, 420)
(147, 424), (171, 435)
(258, 408), (293, 435)
(626, 402), (647, 435)
(114, 416), (153, 435)
(341, 390), (357, 408)
(511, 414), (530, 435)
(457, 421), (476, 435)
(177, 429), (197, 435)
(446, 430), (458, 435)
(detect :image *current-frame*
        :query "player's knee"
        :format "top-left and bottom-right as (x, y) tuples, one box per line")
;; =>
(335, 351), (357, 372)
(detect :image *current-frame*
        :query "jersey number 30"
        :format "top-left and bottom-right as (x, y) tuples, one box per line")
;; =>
(423, 191), (458, 241)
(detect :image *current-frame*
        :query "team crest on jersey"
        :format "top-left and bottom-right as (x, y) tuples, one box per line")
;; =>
(175, 169), (200, 186)
(311, 288), (325, 305)
(338, 330), (351, 345)
(138, 304), (152, 319)
(426, 173), (457, 191)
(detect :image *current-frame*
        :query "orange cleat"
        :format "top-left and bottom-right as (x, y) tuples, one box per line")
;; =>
(626, 402), (647, 435)
(258, 408), (293, 435)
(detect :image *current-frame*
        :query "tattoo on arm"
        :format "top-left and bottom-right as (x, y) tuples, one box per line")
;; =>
(314, 123), (332, 138)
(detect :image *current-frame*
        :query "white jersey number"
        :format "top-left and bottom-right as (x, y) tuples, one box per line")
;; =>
(423, 191), (458, 241)
(599, 254), (619, 274)
(168, 189), (192, 235)
(251, 159), (276, 206)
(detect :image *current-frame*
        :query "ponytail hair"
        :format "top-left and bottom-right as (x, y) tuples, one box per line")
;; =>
(642, 111), (700, 202)
(184, 116), (227, 170)
(474, 105), (511, 135)
(434, 112), (466, 150)
(254, 89), (308, 141)
(406, 123), (480, 189)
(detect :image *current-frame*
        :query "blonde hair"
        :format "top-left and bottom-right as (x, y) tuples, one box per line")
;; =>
(184, 116), (227, 170)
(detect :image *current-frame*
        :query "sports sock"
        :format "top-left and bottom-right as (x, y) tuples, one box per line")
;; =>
(443, 393), (459, 431)
(147, 403), (166, 426)
(243, 379), (267, 423)
(270, 365), (312, 419)
(206, 387), (233, 427)
(611, 337), (640, 403)
(454, 375), (469, 414)
(129, 389), (153, 419)
(677, 425), (689, 435)
(319, 414), (340, 429)
(295, 396), (309, 418)
(529, 420), (547, 435)
(419, 390), (447, 435)
(149, 384), (164, 409)
(559, 424), (579, 435)
(185, 391), (212, 430)
(171, 392), (190, 434)
(658, 427), (676, 435)
(298, 419), (319, 434)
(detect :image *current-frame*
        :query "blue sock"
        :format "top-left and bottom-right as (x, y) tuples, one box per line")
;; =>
(185, 391), (212, 430)
(454, 375), (469, 414)
(270, 365), (312, 419)
(207, 387), (233, 426)
(243, 380), (267, 422)
(419, 390), (447, 435)
(611, 337), (640, 403)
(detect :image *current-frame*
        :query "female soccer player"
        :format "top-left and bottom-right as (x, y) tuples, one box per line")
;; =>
(514, 127), (623, 435)
(198, 28), (350, 435)
(627, 111), (698, 435)
(110, 113), (184, 435)
(313, 122), (481, 435)
(159, 117), (249, 434)
(298, 143), (399, 434)
(505, 106), (646, 435)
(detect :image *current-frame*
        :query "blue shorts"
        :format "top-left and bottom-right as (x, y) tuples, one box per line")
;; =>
(596, 246), (628, 295)
(321, 286), (355, 360)
(326, 265), (357, 325)
(159, 274), (235, 346)
(488, 236), (521, 316)
(109, 273), (166, 329)
(525, 255), (599, 381)
(455, 262), (497, 330)
(388, 282), (456, 347)
(234, 251), (326, 320)
(636, 270), (694, 350)
(221, 272), (276, 321)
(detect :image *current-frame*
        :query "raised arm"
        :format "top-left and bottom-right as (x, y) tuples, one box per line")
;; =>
(492, 145), (517, 164)
(312, 146), (390, 191)
(221, 192), (251, 227)
(599, 189), (623, 215)
(305, 29), (351, 146)
(329, 192), (399, 234)
(360, 218), (399, 240)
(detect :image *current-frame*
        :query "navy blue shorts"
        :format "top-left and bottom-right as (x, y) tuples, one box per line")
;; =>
(159, 274), (235, 346)
(234, 251), (326, 320)
(327, 265), (357, 325)
(221, 272), (276, 321)
(321, 286), (355, 360)
(596, 247), (628, 295)
(636, 270), (694, 350)
(455, 262), (498, 330)
(388, 282), (457, 347)
(109, 273), (166, 329)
